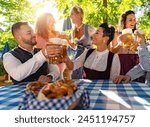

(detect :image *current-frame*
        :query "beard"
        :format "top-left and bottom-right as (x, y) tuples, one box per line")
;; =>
(21, 36), (37, 46)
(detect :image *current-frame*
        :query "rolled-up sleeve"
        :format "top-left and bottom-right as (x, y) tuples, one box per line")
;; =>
(126, 64), (145, 81)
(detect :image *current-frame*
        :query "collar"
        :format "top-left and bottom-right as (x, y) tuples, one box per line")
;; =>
(18, 45), (34, 54)
(96, 49), (109, 55)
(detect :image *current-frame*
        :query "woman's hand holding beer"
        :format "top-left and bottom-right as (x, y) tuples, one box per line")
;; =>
(59, 32), (77, 50)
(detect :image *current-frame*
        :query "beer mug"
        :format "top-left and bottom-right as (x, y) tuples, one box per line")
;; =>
(131, 30), (146, 52)
(47, 38), (68, 64)
(120, 28), (134, 49)
(134, 30), (146, 41)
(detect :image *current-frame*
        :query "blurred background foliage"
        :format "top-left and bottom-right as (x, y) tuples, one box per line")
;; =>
(54, 0), (150, 39)
(0, 0), (150, 50)
(0, 0), (43, 49)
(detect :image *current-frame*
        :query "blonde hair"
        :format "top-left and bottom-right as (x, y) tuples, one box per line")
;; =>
(35, 13), (57, 39)
(71, 5), (83, 14)
(70, 5), (84, 20)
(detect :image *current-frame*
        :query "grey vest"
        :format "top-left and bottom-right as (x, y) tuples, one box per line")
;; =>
(75, 24), (92, 58)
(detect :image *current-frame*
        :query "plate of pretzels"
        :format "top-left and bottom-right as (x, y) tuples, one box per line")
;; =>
(19, 68), (89, 110)
(26, 68), (77, 99)
(25, 79), (79, 110)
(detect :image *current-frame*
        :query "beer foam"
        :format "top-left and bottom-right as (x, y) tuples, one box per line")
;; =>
(49, 38), (68, 45)
(122, 28), (132, 34)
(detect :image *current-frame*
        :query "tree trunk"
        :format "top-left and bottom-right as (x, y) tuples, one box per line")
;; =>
(103, 0), (107, 23)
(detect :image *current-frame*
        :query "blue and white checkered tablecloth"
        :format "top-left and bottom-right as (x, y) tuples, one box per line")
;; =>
(76, 79), (150, 110)
(0, 83), (26, 110)
(0, 79), (150, 110)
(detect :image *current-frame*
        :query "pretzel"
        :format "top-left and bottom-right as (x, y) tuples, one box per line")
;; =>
(60, 85), (74, 96)
(37, 79), (77, 100)
(65, 80), (77, 90)
(31, 67), (77, 100)
(26, 82), (47, 95)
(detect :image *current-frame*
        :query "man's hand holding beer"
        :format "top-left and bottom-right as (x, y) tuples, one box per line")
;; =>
(42, 42), (62, 58)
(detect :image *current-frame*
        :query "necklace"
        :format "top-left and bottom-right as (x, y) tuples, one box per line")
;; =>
(76, 23), (83, 31)
(73, 24), (84, 39)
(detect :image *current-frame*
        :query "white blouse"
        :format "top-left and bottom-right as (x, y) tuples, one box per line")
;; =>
(73, 49), (120, 80)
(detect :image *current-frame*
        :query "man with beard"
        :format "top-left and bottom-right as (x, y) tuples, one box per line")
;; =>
(3, 22), (60, 84)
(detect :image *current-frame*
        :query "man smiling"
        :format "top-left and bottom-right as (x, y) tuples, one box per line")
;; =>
(3, 22), (60, 84)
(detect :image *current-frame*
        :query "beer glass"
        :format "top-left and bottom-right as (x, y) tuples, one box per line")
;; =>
(120, 28), (134, 49)
(131, 30), (146, 52)
(134, 30), (146, 41)
(46, 38), (68, 64)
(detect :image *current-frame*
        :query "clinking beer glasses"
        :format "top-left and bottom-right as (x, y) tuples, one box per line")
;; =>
(46, 38), (68, 64)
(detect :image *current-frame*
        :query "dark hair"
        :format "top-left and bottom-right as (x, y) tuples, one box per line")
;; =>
(99, 23), (115, 45)
(11, 22), (28, 37)
(120, 10), (136, 32)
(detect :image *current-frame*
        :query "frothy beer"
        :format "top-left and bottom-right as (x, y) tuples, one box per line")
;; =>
(47, 38), (68, 64)
(121, 28), (133, 49)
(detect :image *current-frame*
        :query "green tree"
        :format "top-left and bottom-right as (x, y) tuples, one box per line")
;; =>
(0, 0), (43, 49)
(53, 0), (150, 38)
(137, 0), (150, 38)
(1, 0), (150, 50)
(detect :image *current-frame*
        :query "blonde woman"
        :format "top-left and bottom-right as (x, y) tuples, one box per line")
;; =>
(35, 13), (67, 78)
(69, 5), (96, 79)
(35, 13), (59, 48)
